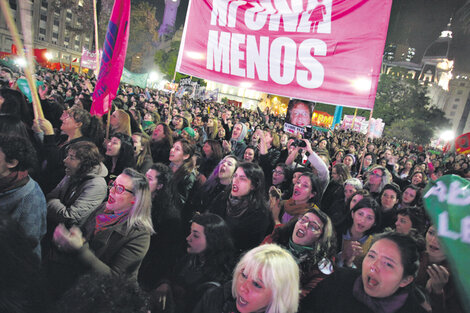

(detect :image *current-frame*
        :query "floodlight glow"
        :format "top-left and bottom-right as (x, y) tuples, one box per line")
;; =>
(240, 82), (252, 88)
(186, 51), (205, 60)
(45, 52), (53, 60)
(15, 57), (27, 67)
(440, 130), (455, 141)
(149, 71), (159, 81)
(352, 78), (371, 92)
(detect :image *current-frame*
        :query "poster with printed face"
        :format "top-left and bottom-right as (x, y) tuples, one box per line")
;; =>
(283, 98), (315, 134)
(176, 0), (393, 110)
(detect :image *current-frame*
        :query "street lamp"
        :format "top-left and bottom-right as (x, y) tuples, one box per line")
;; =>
(440, 130), (455, 142)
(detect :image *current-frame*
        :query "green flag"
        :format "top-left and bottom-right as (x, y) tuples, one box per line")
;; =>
(423, 175), (470, 313)
(121, 68), (149, 89)
(17, 78), (44, 103)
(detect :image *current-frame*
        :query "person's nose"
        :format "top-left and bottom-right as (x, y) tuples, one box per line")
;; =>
(239, 279), (249, 294)
(370, 259), (380, 273)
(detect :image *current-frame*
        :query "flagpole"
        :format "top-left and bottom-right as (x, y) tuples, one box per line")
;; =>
(93, 0), (100, 74)
(350, 108), (358, 131)
(105, 100), (112, 140)
(0, 0), (44, 120)
(169, 70), (177, 111)
(358, 109), (374, 176)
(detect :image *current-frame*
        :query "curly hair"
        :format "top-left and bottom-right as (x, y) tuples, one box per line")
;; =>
(68, 107), (104, 147)
(53, 273), (149, 313)
(270, 209), (336, 268)
(0, 134), (37, 172)
(67, 141), (103, 179)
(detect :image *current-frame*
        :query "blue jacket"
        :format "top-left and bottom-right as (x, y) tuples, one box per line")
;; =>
(0, 177), (47, 258)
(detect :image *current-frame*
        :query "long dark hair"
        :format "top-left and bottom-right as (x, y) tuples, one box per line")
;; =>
(172, 139), (196, 184)
(190, 213), (234, 280)
(105, 133), (135, 175)
(298, 172), (323, 205)
(232, 162), (267, 211)
(347, 197), (382, 237)
(0, 88), (33, 126)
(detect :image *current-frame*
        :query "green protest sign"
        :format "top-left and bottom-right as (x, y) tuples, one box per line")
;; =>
(17, 78), (44, 103)
(423, 175), (470, 312)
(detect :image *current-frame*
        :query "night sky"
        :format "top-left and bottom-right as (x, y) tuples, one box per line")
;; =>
(155, 0), (470, 72)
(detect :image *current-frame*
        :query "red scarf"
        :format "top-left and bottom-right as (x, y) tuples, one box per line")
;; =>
(94, 208), (129, 234)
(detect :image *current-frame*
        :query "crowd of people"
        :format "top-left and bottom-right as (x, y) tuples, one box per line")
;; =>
(0, 66), (468, 313)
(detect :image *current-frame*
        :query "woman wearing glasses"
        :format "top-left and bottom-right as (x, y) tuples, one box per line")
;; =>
(262, 209), (336, 302)
(364, 165), (392, 201)
(47, 168), (154, 298)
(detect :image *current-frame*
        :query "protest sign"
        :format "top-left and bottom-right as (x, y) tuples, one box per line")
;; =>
(176, 0), (392, 109)
(423, 175), (470, 313)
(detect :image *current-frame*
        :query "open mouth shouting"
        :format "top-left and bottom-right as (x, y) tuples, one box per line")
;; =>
(296, 228), (306, 238)
(365, 274), (379, 290)
(107, 195), (116, 204)
(232, 184), (239, 193)
(237, 295), (248, 308)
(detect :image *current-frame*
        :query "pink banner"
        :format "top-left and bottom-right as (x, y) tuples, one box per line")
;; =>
(81, 47), (101, 70)
(176, 0), (392, 110)
(91, 0), (131, 116)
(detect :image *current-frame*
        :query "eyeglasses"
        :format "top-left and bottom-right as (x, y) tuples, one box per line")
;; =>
(272, 170), (284, 175)
(108, 181), (134, 194)
(297, 216), (323, 232)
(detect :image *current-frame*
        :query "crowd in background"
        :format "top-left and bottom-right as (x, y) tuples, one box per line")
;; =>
(0, 66), (468, 313)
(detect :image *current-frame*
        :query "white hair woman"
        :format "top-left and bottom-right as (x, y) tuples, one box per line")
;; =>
(194, 244), (300, 313)
(48, 168), (154, 298)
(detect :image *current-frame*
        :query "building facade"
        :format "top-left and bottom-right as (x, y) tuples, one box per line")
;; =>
(443, 75), (470, 135)
(0, 0), (93, 66)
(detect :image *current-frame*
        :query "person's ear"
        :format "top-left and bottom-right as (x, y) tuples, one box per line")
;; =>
(399, 275), (414, 288)
(183, 153), (190, 161)
(6, 159), (19, 170)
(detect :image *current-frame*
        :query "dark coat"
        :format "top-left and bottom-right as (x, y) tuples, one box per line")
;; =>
(150, 139), (171, 165)
(209, 191), (271, 255)
(300, 268), (427, 313)
(45, 204), (151, 298)
(192, 281), (237, 313)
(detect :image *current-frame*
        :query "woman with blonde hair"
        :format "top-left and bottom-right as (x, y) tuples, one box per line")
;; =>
(110, 109), (131, 136)
(48, 168), (154, 297)
(194, 244), (300, 313)
(206, 117), (219, 140)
